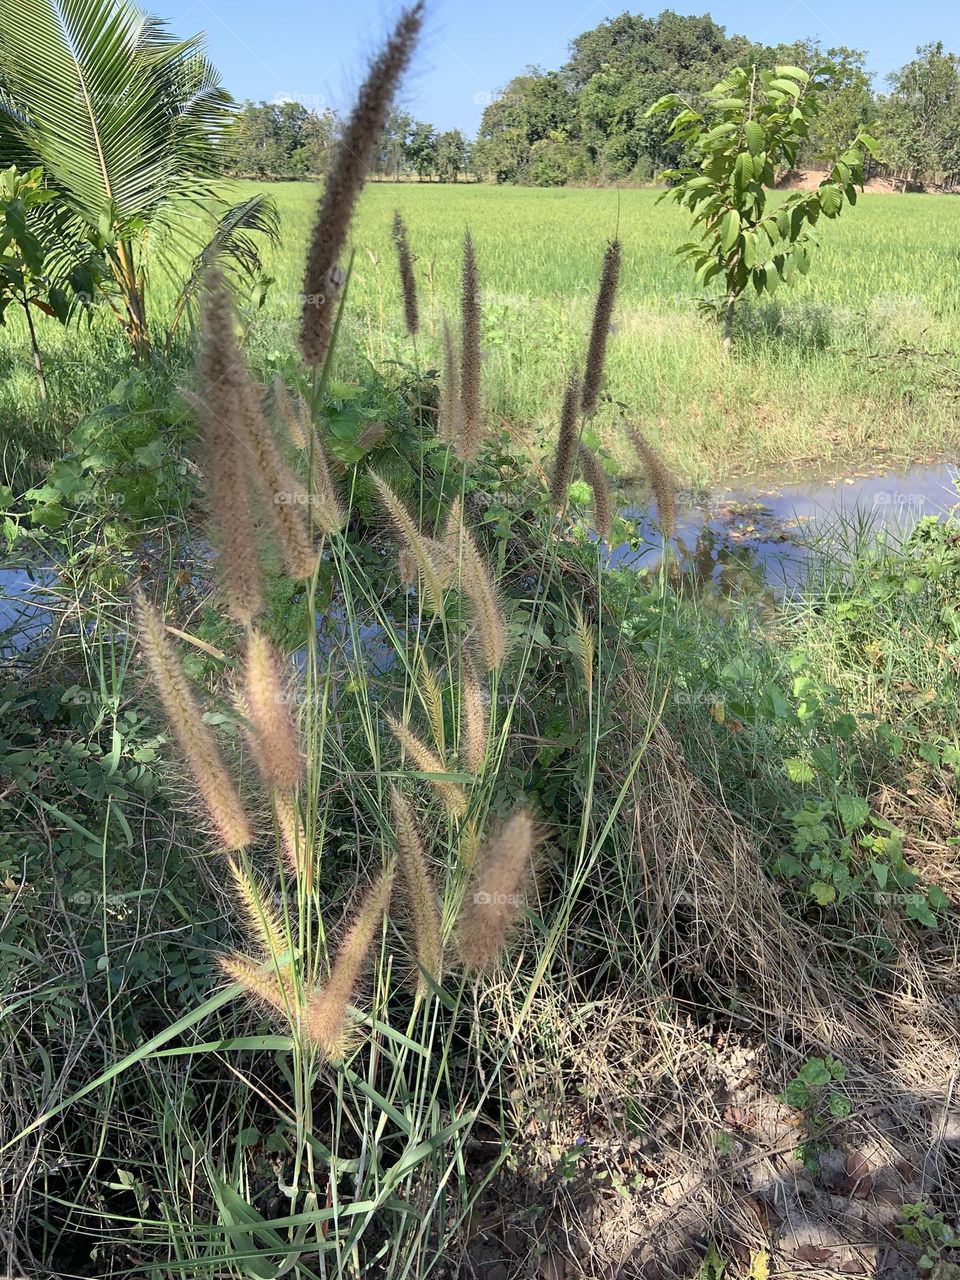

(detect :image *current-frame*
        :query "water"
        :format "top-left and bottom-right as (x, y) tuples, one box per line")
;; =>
(613, 461), (960, 596)
(3, 462), (958, 654)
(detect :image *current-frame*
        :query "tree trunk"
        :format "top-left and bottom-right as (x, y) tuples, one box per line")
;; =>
(23, 301), (48, 399)
(723, 291), (736, 351)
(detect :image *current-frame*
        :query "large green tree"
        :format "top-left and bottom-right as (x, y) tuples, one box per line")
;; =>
(0, 0), (278, 357)
(877, 43), (960, 186)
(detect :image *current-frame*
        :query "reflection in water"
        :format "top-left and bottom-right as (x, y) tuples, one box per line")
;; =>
(613, 462), (960, 600)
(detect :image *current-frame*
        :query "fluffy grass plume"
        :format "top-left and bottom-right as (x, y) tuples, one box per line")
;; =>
(274, 791), (313, 891)
(272, 378), (344, 535)
(390, 785), (442, 995)
(243, 629), (302, 793)
(392, 210), (419, 336)
(227, 855), (289, 962)
(385, 712), (468, 818)
(272, 377), (309, 451)
(300, 3), (424, 365)
(456, 809), (535, 971)
(239, 385), (319, 580)
(134, 592), (251, 852)
(549, 372), (581, 507)
(460, 659), (488, 774)
(457, 231), (482, 461)
(371, 471), (449, 616)
(437, 317), (461, 444)
(577, 443), (613, 540)
(305, 867), (395, 1060)
(446, 500), (506, 672)
(197, 269), (262, 626)
(220, 952), (292, 1017)
(581, 239), (622, 418)
(628, 425), (677, 540)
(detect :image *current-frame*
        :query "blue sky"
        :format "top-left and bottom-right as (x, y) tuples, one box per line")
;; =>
(171, 0), (960, 133)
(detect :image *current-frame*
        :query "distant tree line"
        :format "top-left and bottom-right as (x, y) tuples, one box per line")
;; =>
(471, 12), (960, 189)
(219, 12), (960, 190)
(223, 101), (473, 182)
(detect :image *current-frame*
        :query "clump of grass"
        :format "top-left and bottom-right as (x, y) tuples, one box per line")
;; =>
(456, 809), (536, 971)
(581, 239), (621, 418)
(300, 2), (424, 366)
(391, 210), (419, 337)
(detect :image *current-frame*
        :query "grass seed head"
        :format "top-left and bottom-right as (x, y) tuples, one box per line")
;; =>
(460, 659), (488, 774)
(437, 316), (462, 444)
(390, 785), (442, 996)
(371, 471), (449, 616)
(300, 3), (424, 365)
(385, 712), (468, 818)
(243, 629), (302, 793)
(305, 866), (395, 1060)
(198, 269), (263, 625)
(134, 592), (252, 852)
(581, 239), (622, 418)
(446, 504), (506, 672)
(220, 951), (293, 1017)
(456, 809), (536, 971)
(577, 443), (613, 540)
(628, 425), (677, 541)
(457, 231), (482, 461)
(392, 210), (419, 336)
(550, 371), (581, 507)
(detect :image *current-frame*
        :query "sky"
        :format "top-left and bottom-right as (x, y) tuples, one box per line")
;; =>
(169, 0), (960, 134)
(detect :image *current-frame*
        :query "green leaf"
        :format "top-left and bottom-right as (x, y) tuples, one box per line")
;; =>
(784, 757), (815, 784)
(810, 880), (837, 906)
(818, 183), (843, 217)
(744, 121), (764, 156)
(837, 794), (870, 832)
(774, 65), (811, 82)
(719, 208), (741, 251)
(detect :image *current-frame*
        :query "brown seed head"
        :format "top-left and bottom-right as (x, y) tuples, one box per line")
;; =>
(456, 809), (536, 971)
(445, 504), (506, 672)
(577, 443), (613, 540)
(628, 426), (677, 541)
(392, 210), (419, 336)
(305, 866), (394, 1060)
(550, 372), (581, 507)
(437, 316), (462, 444)
(371, 471), (449, 616)
(390, 785), (442, 996)
(300, 3), (425, 365)
(581, 239), (621, 418)
(457, 231), (482, 461)
(134, 591), (251, 851)
(385, 712), (467, 819)
(460, 659), (488, 774)
(243, 629), (302, 793)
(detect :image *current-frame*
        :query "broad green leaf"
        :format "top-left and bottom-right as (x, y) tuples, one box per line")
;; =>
(719, 208), (741, 251)
(744, 121), (764, 156)
(774, 64), (810, 81)
(784, 757), (815, 784)
(810, 880), (837, 906)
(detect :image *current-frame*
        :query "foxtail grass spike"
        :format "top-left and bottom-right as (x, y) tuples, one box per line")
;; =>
(437, 316), (461, 444)
(198, 270), (263, 626)
(227, 855), (289, 961)
(305, 867), (395, 1060)
(628, 426), (677, 541)
(300, 3), (425, 365)
(550, 372), (581, 507)
(577, 443), (613, 540)
(581, 239), (621, 418)
(385, 712), (468, 818)
(457, 231), (482, 461)
(446, 503), (506, 672)
(460, 659), (487, 774)
(392, 211), (419, 336)
(243, 630), (302, 793)
(272, 378), (309, 451)
(220, 952), (291, 1016)
(371, 472), (449, 616)
(134, 592), (251, 852)
(238, 383), (319, 580)
(456, 809), (536, 971)
(275, 791), (313, 892)
(390, 785), (442, 996)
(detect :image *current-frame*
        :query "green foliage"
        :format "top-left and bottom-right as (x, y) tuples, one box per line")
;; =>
(901, 1202), (960, 1272)
(649, 64), (876, 334)
(781, 1055), (849, 1170)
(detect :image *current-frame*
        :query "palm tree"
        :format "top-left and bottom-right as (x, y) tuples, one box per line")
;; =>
(0, 0), (279, 359)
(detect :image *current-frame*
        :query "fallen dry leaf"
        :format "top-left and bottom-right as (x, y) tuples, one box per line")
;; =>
(795, 1244), (834, 1264)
